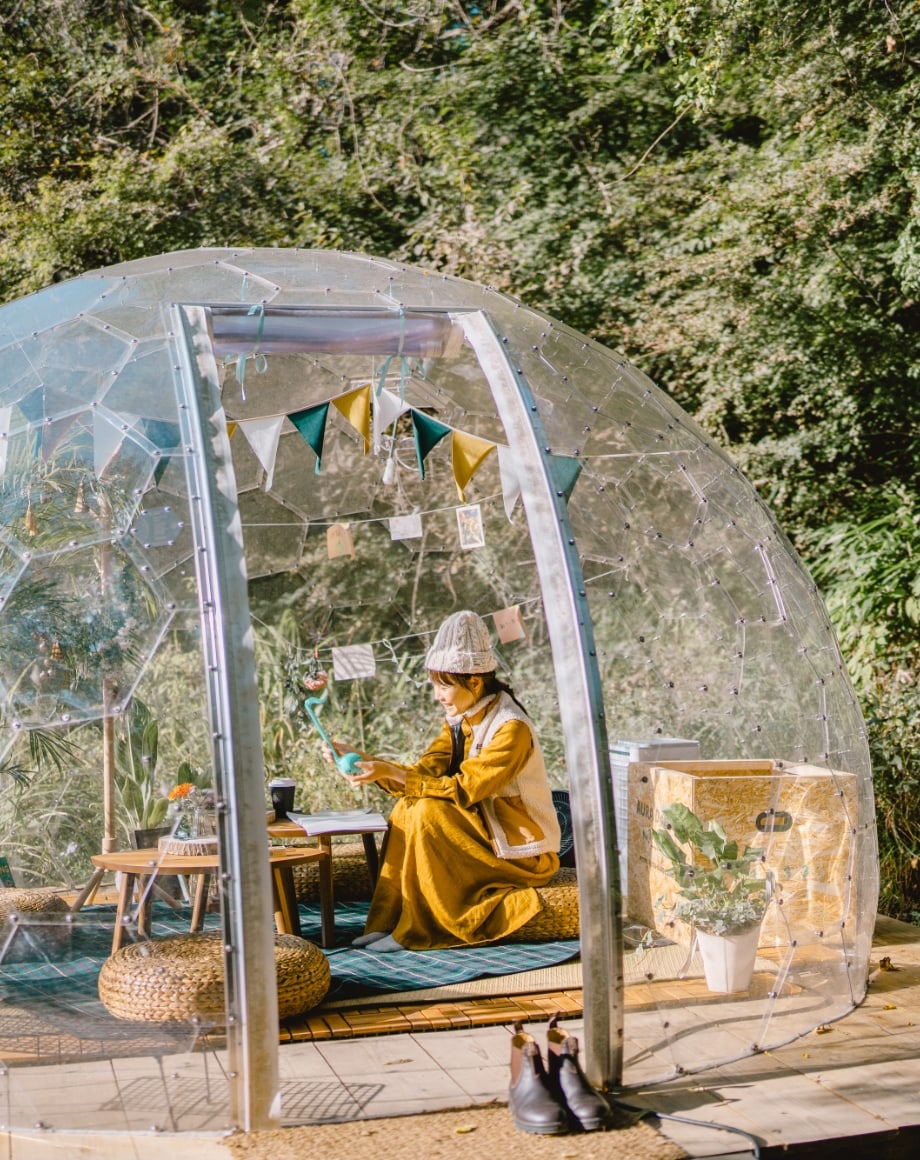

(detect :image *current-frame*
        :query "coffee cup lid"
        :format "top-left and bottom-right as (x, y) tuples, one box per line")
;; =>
(269, 778), (296, 786)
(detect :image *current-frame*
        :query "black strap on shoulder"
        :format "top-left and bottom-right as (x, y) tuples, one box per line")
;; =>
(446, 723), (464, 777)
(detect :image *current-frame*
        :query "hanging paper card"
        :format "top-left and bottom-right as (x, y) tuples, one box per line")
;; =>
(389, 513), (423, 541)
(327, 523), (355, 560)
(411, 409), (452, 479)
(289, 402), (330, 474)
(452, 429), (496, 501)
(238, 415), (284, 490)
(332, 644), (376, 681)
(493, 605), (527, 643)
(332, 384), (371, 453)
(456, 504), (485, 550)
(497, 444), (521, 519)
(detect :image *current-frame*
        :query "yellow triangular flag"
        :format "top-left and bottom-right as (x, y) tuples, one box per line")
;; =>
(227, 421), (238, 440)
(332, 385), (371, 454)
(452, 429), (496, 501)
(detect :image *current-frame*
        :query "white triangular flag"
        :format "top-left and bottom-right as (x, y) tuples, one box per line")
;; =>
(497, 444), (521, 519)
(373, 387), (409, 454)
(238, 415), (284, 491)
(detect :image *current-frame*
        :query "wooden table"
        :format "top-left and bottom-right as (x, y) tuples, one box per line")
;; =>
(90, 844), (334, 953)
(267, 815), (387, 885)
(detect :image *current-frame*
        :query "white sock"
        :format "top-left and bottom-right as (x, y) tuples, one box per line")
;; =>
(372, 934), (404, 953)
(352, 930), (390, 948)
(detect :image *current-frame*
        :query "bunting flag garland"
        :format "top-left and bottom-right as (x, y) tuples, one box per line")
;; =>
(331, 384), (371, 454)
(452, 429), (496, 502)
(410, 409), (453, 479)
(289, 402), (330, 474)
(227, 421), (238, 440)
(237, 385), (504, 500)
(238, 415), (284, 490)
(551, 454), (583, 502)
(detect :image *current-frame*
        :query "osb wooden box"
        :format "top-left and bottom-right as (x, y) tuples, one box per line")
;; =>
(625, 760), (858, 947)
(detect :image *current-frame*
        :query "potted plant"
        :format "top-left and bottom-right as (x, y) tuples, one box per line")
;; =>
(651, 802), (772, 992)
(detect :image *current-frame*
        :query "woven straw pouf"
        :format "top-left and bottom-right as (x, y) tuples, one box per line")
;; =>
(508, 867), (580, 942)
(293, 842), (374, 903)
(0, 888), (71, 962)
(98, 931), (331, 1022)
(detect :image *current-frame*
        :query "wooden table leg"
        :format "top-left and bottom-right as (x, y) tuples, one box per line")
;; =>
(190, 872), (211, 932)
(317, 848), (334, 948)
(135, 874), (154, 941)
(361, 832), (380, 885)
(272, 866), (302, 937)
(112, 871), (138, 954)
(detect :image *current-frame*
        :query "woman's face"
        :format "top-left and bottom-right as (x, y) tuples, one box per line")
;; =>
(430, 674), (483, 716)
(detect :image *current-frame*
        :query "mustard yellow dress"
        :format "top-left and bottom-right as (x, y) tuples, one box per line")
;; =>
(365, 695), (560, 950)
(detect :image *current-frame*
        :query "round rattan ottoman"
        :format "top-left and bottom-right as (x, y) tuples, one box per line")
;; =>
(294, 842), (374, 903)
(98, 931), (330, 1023)
(508, 867), (580, 942)
(0, 888), (71, 962)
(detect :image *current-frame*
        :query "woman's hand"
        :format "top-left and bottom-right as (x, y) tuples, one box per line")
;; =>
(346, 759), (407, 789)
(323, 739), (367, 766)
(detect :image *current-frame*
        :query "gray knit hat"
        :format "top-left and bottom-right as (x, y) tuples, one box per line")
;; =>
(425, 610), (497, 674)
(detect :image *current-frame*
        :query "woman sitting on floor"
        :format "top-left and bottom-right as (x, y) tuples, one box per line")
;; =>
(329, 610), (560, 952)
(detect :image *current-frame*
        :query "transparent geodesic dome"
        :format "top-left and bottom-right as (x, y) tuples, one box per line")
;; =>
(0, 248), (877, 1133)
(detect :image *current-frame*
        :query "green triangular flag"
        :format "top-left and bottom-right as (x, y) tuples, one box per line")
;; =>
(551, 454), (582, 502)
(289, 402), (330, 474)
(410, 409), (452, 480)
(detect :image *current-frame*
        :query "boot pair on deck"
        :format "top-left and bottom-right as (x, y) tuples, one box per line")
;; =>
(508, 1014), (613, 1135)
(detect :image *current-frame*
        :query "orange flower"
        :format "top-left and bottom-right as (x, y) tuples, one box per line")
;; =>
(168, 782), (195, 801)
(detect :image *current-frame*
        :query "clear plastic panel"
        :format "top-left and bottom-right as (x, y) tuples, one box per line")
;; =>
(0, 248), (877, 1131)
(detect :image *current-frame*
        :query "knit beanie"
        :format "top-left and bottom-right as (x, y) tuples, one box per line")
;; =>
(425, 610), (497, 674)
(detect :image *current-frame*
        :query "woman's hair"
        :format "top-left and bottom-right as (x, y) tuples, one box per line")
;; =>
(428, 669), (526, 713)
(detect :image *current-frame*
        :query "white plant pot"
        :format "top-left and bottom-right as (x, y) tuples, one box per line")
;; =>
(696, 925), (761, 993)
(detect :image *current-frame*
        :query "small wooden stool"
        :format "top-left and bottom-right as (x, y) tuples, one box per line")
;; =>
(98, 931), (331, 1022)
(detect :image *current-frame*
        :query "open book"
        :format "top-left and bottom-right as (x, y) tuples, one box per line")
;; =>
(286, 808), (389, 837)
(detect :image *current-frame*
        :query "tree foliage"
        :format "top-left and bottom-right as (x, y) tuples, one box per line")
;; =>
(2, 0), (920, 911)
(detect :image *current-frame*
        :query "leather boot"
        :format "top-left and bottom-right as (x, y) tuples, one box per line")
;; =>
(546, 1013), (612, 1132)
(508, 1022), (570, 1135)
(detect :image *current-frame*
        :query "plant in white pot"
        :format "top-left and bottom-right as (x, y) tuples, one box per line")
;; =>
(651, 802), (772, 993)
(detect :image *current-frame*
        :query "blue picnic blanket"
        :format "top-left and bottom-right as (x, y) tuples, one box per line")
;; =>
(0, 900), (580, 1007)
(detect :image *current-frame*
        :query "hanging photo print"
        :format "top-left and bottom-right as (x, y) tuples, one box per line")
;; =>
(456, 504), (485, 550)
